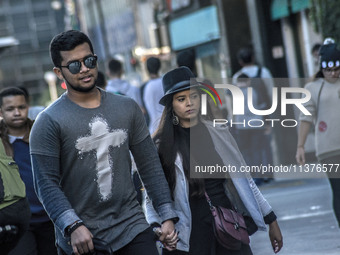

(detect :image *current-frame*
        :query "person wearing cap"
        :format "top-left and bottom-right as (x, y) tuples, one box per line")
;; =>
(144, 66), (283, 254)
(296, 38), (340, 227)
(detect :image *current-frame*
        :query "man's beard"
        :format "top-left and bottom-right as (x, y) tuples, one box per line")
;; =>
(63, 73), (97, 93)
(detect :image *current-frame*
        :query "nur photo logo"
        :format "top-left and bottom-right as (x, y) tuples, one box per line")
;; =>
(199, 82), (223, 115)
(197, 80), (312, 128)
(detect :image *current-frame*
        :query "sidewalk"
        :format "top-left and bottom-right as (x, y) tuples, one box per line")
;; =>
(251, 178), (340, 255)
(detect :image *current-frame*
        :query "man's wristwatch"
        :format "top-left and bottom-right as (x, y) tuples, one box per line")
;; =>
(65, 220), (84, 237)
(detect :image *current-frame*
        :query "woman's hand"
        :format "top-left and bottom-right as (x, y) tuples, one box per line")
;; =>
(269, 220), (283, 253)
(163, 229), (179, 251)
(296, 146), (305, 165)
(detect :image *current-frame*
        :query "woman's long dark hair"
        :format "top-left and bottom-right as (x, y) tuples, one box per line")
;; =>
(153, 96), (205, 198)
(313, 69), (324, 80)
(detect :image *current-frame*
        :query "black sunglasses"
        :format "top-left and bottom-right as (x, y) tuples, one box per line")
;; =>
(60, 55), (97, 74)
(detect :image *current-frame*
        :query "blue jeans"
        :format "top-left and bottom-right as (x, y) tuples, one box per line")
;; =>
(321, 155), (340, 227)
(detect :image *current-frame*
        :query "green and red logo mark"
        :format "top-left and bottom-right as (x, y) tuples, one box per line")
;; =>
(199, 83), (223, 115)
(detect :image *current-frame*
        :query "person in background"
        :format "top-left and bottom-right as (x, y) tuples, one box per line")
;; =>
(296, 38), (340, 228)
(176, 49), (197, 77)
(143, 57), (164, 134)
(311, 43), (322, 74)
(0, 87), (57, 255)
(0, 96), (30, 254)
(17, 87), (44, 120)
(106, 58), (143, 107)
(30, 30), (178, 255)
(144, 67), (283, 255)
(96, 71), (107, 90)
(232, 74), (265, 182)
(232, 47), (275, 184)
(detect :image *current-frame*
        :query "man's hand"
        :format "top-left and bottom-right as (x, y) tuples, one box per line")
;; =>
(269, 220), (283, 253)
(70, 225), (94, 255)
(159, 220), (178, 251)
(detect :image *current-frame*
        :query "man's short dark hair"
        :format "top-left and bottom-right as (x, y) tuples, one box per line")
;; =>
(176, 49), (196, 72)
(146, 57), (161, 75)
(0, 87), (28, 107)
(50, 30), (94, 67)
(237, 47), (254, 64)
(108, 59), (123, 75)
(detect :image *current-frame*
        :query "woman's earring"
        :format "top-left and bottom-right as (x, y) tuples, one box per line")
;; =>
(172, 112), (179, 125)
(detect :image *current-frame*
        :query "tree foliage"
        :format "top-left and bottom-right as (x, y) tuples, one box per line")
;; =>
(310, 0), (340, 43)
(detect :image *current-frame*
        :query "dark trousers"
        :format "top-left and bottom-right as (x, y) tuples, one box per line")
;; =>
(57, 227), (158, 255)
(9, 220), (57, 255)
(235, 129), (264, 184)
(163, 194), (253, 255)
(163, 243), (252, 255)
(235, 129), (264, 167)
(0, 198), (31, 255)
(115, 227), (158, 255)
(321, 155), (340, 227)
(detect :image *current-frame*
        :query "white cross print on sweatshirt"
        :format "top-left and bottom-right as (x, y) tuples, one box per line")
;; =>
(76, 117), (127, 200)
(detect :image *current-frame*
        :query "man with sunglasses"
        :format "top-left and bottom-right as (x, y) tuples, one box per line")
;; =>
(29, 30), (178, 255)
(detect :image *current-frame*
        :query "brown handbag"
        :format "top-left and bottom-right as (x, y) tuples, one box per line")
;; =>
(204, 192), (250, 250)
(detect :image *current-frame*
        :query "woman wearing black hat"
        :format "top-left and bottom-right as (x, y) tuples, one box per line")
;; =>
(144, 66), (283, 254)
(296, 39), (340, 227)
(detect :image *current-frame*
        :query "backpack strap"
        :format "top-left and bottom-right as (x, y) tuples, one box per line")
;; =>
(255, 66), (262, 78)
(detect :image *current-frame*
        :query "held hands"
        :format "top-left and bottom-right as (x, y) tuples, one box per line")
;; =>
(155, 220), (179, 251)
(268, 220), (283, 253)
(70, 225), (94, 255)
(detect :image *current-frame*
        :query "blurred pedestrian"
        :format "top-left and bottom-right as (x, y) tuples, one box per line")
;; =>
(17, 87), (44, 120)
(232, 47), (274, 184)
(143, 57), (164, 134)
(311, 43), (322, 74)
(176, 49), (197, 77)
(0, 87), (57, 255)
(106, 58), (143, 107)
(296, 38), (340, 227)
(29, 30), (178, 255)
(96, 71), (107, 90)
(144, 67), (283, 254)
(0, 101), (30, 254)
(232, 74), (264, 180)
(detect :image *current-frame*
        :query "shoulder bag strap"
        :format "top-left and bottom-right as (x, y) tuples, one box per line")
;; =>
(205, 191), (237, 212)
(315, 81), (325, 122)
(204, 191), (214, 210)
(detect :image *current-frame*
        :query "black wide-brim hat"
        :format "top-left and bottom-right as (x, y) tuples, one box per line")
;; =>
(159, 66), (201, 105)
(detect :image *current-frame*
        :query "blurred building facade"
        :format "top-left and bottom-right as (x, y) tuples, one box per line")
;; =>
(0, 0), (326, 163)
(72, 0), (322, 164)
(0, 0), (66, 104)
